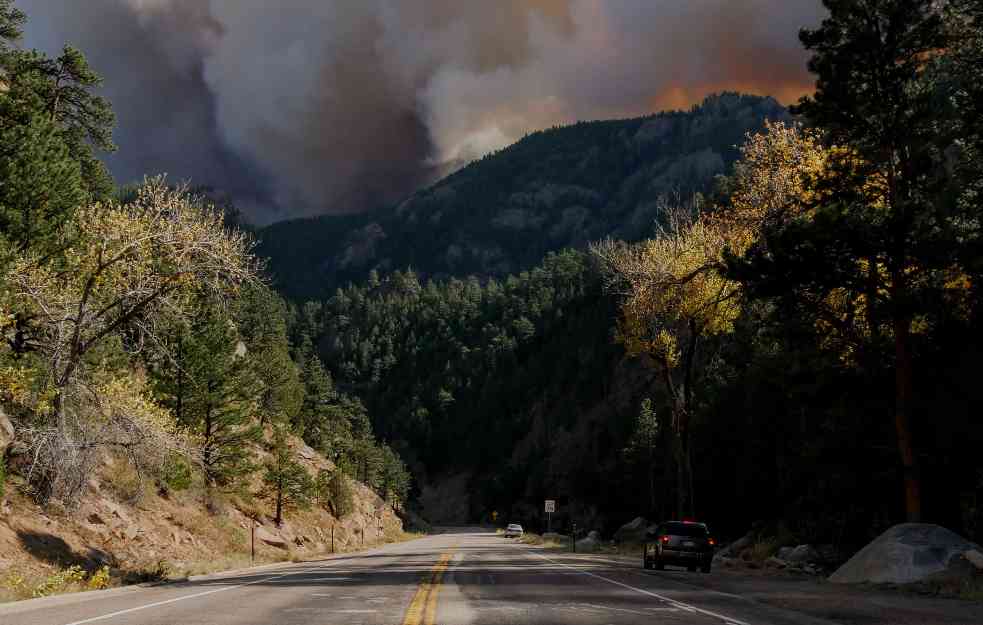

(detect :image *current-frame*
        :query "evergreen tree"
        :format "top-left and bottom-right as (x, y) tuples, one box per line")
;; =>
(623, 398), (661, 519)
(734, 0), (958, 521)
(0, 107), (84, 268)
(315, 468), (354, 518)
(153, 305), (262, 490)
(1, 3), (116, 357)
(0, 45), (115, 200)
(0, 0), (24, 53)
(378, 444), (411, 509)
(236, 285), (304, 426)
(263, 425), (314, 526)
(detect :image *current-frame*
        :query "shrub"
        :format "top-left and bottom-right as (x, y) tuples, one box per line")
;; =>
(158, 455), (193, 494)
(86, 566), (111, 590)
(106, 460), (148, 504)
(122, 560), (170, 584)
(33, 565), (86, 597)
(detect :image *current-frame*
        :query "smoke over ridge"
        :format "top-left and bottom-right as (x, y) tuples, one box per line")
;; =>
(20, 1), (825, 223)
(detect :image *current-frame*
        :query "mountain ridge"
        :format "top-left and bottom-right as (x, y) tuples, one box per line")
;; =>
(257, 93), (791, 300)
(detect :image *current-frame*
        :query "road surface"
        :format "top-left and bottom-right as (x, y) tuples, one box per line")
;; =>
(1, 527), (979, 625)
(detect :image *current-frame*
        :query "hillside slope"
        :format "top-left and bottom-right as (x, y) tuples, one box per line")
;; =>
(0, 421), (403, 601)
(257, 93), (789, 300)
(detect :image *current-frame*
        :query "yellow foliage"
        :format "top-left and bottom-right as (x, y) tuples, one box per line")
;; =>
(718, 120), (829, 256)
(596, 204), (742, 372)
(86, 566), (111, 590)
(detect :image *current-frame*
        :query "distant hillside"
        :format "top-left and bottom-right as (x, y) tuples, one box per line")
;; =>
(257, 93), (790, 300)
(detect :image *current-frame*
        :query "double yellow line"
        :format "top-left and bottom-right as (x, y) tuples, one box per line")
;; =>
(402, 552), (453, 625)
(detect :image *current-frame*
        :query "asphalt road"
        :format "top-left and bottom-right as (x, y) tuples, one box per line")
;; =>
(0, 527), (978, 625)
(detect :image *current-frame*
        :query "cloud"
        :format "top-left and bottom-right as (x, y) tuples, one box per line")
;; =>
(18, 0), (825, 223)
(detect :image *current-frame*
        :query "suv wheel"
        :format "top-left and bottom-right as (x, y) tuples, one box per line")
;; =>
(701, 561), (712, 574)
(653, 557), (664, 571)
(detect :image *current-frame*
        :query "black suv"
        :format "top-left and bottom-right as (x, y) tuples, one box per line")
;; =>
(643, 521), (715, 573)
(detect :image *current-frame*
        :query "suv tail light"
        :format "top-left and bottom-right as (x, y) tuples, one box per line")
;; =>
(708, 538), (716, 546)
(660, 535), (670, 543)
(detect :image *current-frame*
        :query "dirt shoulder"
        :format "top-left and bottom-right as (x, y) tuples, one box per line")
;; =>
(561, 551), (983, 625)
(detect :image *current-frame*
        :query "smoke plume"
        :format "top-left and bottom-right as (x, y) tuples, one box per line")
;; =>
(20, 0), (825, 223)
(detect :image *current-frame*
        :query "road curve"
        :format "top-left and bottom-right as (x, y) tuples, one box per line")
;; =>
(1, 527), (979, 625)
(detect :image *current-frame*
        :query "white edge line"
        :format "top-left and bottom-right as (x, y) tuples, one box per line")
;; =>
(62, 567), (305, 625)
(524, 548), (752, 625)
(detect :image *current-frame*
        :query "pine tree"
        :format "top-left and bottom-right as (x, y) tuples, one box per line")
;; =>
(0, 0), (25, 52)
(378, 444), (411, 509)
(236, 285), (304, 427)
(263, 425), (314, 526)
(741, 0), (958, 521)
(315, 468), (354, 518)
(623, 398), (661, 519)
(153, 305), (262, 490)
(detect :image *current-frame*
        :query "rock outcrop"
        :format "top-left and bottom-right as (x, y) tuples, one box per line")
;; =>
(830, 523), (982, 585)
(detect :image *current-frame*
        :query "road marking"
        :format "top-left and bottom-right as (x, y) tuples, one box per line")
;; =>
(61, 565), (324, 625)
(526, 550), (752, 625)
(274, 576), (354, 582)
(401, 551), (453, 625)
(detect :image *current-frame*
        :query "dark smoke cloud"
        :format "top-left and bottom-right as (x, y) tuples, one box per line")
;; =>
(19, 1), (825, 224)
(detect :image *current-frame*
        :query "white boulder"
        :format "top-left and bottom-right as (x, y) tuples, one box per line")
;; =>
(830, 523), (981, 585)
(614, 517), (652, 543)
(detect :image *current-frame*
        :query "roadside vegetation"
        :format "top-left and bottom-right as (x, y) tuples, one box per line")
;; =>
(0, 0), (414, 598)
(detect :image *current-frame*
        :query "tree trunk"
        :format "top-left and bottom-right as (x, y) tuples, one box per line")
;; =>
(673, 431), (685, 520)
(893, 314), (921, 521)
(275, 484), (283, 526)
(683, 430), (695, 518)
(203, 407), (213, 487)
(648, 445), (656, 518)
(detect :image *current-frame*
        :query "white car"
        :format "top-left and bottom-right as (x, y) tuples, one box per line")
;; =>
(504, 523), (524, 538)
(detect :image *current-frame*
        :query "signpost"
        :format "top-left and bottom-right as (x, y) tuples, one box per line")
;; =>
(544, 499), (555, 534)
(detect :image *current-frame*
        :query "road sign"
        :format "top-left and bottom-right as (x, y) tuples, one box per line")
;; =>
(545, 499), (555, 513)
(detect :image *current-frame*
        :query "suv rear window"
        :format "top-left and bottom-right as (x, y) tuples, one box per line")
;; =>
(662, 522), (708, 537)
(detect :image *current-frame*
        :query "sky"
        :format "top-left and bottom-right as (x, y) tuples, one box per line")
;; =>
(19, 1), (827, 224)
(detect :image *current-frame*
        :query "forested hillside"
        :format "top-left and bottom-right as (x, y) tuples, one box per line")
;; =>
(282, 0), (983, 553)
(258, 94), (790, 300)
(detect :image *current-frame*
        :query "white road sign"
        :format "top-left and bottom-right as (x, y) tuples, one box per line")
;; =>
(545, 499), (555, 513)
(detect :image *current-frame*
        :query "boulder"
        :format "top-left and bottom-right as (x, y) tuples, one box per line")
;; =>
(766, 556), (789, 569)
(0, 408), (14, 455)
(575, 530), (601, 552)
(785, 544), (820, 564)
(614, 517), (652, 543)
(718, 534), (752, 558)
(830, 523), (982, 585)
(255, 525), (288, 549)
(965, 549), (983, 570)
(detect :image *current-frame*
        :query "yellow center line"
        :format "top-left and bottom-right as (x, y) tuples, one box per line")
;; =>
(402, 551), (454, 625)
